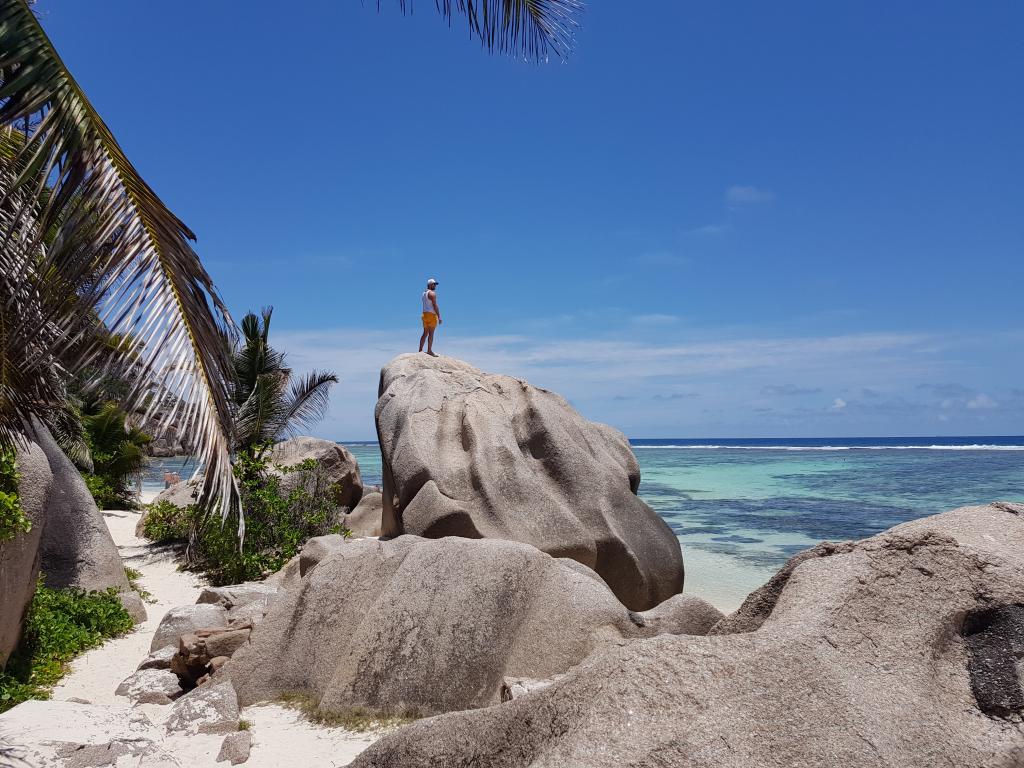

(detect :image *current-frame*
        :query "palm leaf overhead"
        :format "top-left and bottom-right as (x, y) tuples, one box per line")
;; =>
(402, 0), (584, 61)
(0, 0), (237, 518)
(0, 0), (584, 533)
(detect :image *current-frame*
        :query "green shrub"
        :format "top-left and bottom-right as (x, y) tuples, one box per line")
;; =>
(141, 500), (193, 542)
(141, 453), (349, 585)
(124, 566), (154, 603)
(81, 403), (150, 510)
(82, 473), (121, 510)
(0, 448), (29, 543)
(0, 579), (134, 712)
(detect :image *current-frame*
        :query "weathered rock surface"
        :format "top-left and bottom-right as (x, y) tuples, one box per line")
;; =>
(227, 535), (715, 716)
(0, 699), (164, 767)
(217, 730), (252, 765)
(375, 354), (683, 610)
(173, 627), (253, 687)
(138, 644), (178, 671)
(197, 582), (278, 610)
(629, 592), (723, 635)
(1, 422), (144, 665)
(267, 436), (363, 510)
(0, 436), (50, 666)
(346, 491), (382, 537)
(33, 424), (134, 600)
(351, 503), (1024, 768)
(115, 668), (185, 705)
(298, 533), (348, 577)
(151, 603), (228, 652)
(165, 680), (240, 735)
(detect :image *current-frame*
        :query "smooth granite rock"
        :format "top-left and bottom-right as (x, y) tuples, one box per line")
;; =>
(266, 436), (362, 510)
(351, 503), (1024, 768)
(165, 680), (240, 735)
(34, 424), (134, 599)
(227, 535), (715, 716)
(346, 491), (382, 538)
(217, 730), (252, 765)
(0, 435), (50, 666)
(115, 668), (185, 705)
(375, 354), (684, 611)
(151, 603), (229, 653)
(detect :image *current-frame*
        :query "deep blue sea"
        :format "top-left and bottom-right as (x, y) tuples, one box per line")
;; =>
(145, 436), (1024, 611)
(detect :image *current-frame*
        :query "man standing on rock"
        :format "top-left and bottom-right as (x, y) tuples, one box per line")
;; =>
(419, 278), (442, 356)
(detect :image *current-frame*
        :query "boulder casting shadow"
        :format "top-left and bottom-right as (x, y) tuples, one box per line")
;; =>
(224, 535), (720, 717)
(350, 502), (1024, 768)
(375, 354), (683, 611)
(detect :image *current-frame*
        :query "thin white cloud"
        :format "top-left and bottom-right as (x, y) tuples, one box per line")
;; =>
(966, 394), (998, 410)
(272, 326), (945, 438)
(831, 398), (847, 410)
(726, 185), (775, 204)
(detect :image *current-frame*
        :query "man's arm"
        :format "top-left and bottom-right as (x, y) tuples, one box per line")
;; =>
(430, 291), (442, 324)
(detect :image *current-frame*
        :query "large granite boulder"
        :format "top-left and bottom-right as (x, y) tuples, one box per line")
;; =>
(33, 425), (136, 598)
(0, 436), (51, 666)
(266, 436), (363, 510)
(375, 354), (683, 611)
(0, 422), (144, 661)
(351, 503), (1024, 768)
(226, 535), (720, 716)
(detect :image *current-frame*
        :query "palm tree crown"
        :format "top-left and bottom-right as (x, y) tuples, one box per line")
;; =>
(231, 308), (337, 455)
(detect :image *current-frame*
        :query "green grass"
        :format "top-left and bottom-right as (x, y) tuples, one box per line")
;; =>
(238, 718), (253, 731)
(277, 693), (419, 731)
(124, 566), (155, 603)
(0, 579), (134, 712)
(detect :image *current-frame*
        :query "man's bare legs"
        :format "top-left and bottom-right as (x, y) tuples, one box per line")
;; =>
(418, 326), (437, 356)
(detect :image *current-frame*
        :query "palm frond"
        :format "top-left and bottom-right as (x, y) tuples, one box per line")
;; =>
(396, 0), (584, 62)
(275, 370), (339, 439)
(0, 0), (238, 519)
(234, 372), (287, 450)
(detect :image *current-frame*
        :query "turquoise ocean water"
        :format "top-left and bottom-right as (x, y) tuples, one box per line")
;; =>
(145, 436), (1023, 612)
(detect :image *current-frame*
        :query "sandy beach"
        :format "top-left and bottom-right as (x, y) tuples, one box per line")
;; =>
(44, 491), (383, 767)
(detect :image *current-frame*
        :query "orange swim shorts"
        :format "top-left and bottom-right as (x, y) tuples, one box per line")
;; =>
(422, 312), (438, 330)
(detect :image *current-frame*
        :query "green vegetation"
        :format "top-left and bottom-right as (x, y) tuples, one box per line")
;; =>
(124, 566), (154, 604)
(238, 719), (253, 731)
(230, 308), (337, 455)
(81, 404), (151, 509)
(0, 579), (134, 713)
(142, 453), (349, 585)
(0, 449), (29, 543)
(278, 693), (419, 731)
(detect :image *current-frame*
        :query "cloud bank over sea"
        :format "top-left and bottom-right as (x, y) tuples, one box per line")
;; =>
(274, 324), (1024, 440)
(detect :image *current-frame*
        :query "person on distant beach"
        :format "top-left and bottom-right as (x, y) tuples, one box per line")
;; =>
(419, 278), (442, 356)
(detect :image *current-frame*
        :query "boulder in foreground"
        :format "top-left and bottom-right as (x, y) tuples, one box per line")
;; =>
(352, 503), (1024, 768)
(375, 354), (683, 610)
(226, 535), (720, 716)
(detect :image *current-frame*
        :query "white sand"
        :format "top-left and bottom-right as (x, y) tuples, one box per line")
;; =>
(48, 491), (383, 766)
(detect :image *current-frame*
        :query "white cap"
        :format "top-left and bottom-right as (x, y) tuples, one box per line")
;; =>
(427, 278), (439, 287)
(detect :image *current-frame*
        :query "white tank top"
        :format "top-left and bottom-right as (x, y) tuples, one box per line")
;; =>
(421, 290), (435, 314)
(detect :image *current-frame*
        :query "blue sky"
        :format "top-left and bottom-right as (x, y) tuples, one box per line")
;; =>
(40, 1), (1023, 439)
